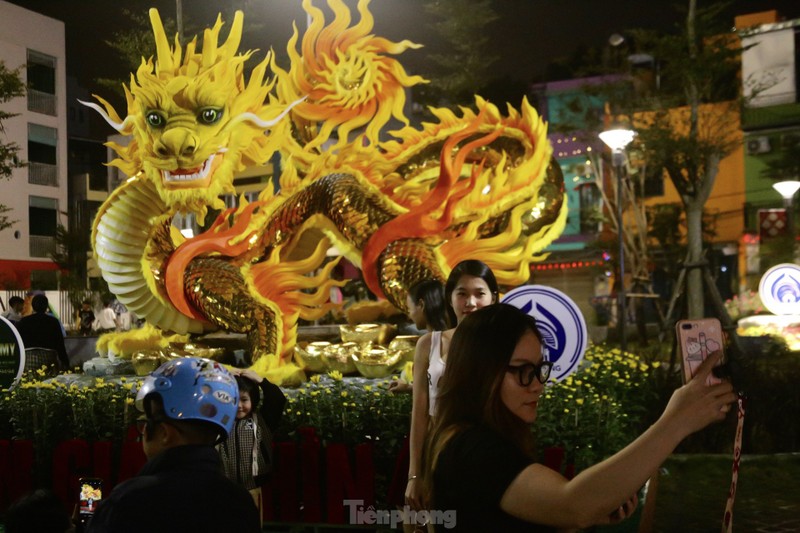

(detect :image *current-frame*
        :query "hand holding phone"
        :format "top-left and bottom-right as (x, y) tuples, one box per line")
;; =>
(676, 318), (725, 386)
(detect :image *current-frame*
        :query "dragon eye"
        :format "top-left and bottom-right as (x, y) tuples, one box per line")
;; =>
(198, 108), (223, 125)
(146, 111), (165, 128)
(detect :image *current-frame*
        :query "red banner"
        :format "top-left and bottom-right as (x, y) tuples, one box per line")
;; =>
(759, 209), (788, 239)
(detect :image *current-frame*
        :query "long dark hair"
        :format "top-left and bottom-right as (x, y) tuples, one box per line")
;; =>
(408, 279), (450, 331)
(444, 259), (499, 325)
(422, 304), (541, 499)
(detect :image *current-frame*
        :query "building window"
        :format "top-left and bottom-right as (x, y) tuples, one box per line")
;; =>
(27, 50), (56, 116)
(29, 196), (58, 258)
(28, 123), (58, 186)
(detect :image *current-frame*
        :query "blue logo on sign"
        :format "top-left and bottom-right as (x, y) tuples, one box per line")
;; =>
(502, 285), (587, 381)
(759, 264), (800, 316)
(519, 300), (567, 365)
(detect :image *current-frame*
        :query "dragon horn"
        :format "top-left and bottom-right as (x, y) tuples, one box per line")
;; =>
(218, 11), (244, 60)
(236, 96), (308, 130)
(78, 99), (134, 133)
(149, 9), (175, 74)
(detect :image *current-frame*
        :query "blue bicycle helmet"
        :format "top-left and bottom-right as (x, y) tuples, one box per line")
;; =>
(135, 357), (238, 438)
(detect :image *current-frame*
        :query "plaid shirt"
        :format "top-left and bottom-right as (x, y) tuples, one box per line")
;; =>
(218, 413), (273, 489)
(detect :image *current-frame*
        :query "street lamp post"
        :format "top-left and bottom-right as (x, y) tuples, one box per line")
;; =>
(599, 128), (635, 352)
(773, 180), (800, 258)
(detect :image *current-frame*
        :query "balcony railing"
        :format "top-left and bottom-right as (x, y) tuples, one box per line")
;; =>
(27, 89), (56, 116)
(28, 162), (58, 186)
(29, 235), (56, 258)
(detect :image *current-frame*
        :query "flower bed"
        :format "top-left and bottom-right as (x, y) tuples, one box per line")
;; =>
(536, 344), (659, 472)
(0, 344), (660, 518)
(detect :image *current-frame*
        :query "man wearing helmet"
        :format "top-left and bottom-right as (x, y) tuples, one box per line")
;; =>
(86, 358), (260, 532)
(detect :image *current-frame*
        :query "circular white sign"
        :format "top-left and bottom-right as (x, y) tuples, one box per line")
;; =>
(0, 316), (25, 389)
(759, 263), (800, 316)
(501, 285), (587, 381)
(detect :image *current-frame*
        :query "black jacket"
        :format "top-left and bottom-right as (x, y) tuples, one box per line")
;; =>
(16, 312), (69, 368)
(86, 445), (260, 533)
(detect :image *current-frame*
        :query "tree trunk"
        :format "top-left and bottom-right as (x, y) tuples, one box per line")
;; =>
(685, 202), (704, 318)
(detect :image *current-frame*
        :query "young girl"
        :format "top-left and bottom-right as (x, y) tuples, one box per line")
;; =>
(389, 279), (450, 394)
(217, 368), (286, 520)
(405, 260), (498, 512)
(406, 279), (450, 333)
(423, 304), (735, 531)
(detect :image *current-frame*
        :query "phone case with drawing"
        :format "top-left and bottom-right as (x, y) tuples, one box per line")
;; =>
(676, 318), (724, 386)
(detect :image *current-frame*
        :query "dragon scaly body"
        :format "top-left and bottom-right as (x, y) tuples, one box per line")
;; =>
(89, 0), (567, 384)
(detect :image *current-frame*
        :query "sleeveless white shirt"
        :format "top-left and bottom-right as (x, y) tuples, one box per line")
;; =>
(427, 330), (445, 416)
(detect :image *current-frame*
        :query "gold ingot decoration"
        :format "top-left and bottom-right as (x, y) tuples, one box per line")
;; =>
(322, 342), (358, 375)
(352, 346), (402, 379)
(339, 323), (397, 346)
(387, 335), (420, 363)
(163, 342), (226, 361)
(294, 341), (330, 373)
(131, 349), (167, 376)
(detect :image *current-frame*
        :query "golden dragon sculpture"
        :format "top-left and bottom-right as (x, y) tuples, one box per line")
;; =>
(86, 0), (567, 385)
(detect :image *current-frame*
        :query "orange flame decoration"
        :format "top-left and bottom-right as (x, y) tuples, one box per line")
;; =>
(165, 199), (342, 362)
(361, 111), (502, 298)
(247, 240), (344, 359)
(274, 0), (426, 154)
(165, 202), (263, 320)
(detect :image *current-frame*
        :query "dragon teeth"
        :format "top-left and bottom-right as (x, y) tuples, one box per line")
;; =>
(164, 153), (216, 182)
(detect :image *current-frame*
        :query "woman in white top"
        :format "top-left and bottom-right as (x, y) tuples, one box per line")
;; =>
(389, 279), (451, 395)
(405, 260), (498, 511)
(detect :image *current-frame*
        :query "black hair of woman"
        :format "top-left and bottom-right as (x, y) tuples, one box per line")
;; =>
(444, 260), (499, 326)
(422, 304), (737, 529)
(408, 279), (450, 331)
(425, 304), (541, 468)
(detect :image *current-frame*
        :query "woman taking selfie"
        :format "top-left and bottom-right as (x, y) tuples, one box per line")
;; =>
(422, 304), (736, 532)
(405, 260), (499, 512)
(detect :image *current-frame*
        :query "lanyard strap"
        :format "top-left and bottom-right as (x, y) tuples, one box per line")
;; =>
(721, 394), (746, 533)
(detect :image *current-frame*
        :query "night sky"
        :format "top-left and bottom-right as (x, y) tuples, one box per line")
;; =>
(4, 0), (800, 107)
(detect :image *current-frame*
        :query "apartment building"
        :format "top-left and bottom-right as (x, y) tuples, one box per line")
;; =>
(737, 10), (800, 287)
(0, 0), (68, 289)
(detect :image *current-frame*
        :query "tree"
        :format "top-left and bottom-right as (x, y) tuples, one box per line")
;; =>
(550, 0), (750, 335)
(51, 222), (93, 312)
(0, 60), (26, 233)
(96, 9), (179, 100)
(415, 0), (500, 109)
(625, 0), (743, 319)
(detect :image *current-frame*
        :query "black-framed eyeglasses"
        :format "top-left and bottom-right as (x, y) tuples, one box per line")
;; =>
(506, 361), (553, 386)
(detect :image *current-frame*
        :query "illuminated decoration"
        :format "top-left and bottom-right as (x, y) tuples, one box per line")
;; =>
(759, 263), (800, 316)
(501, 285), (587, 381)
(531, 260), (605, 271)
(87, 0), (568, 384)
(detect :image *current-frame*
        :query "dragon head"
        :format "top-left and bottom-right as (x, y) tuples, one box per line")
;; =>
(84, 9), (300, 222)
